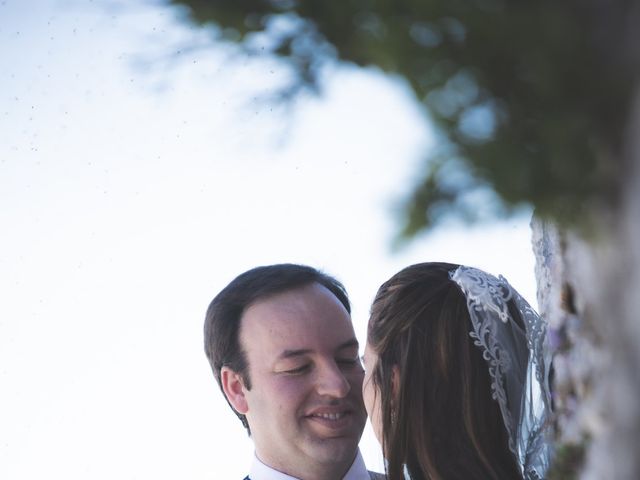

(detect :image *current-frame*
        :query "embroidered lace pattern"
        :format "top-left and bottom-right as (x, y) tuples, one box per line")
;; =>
(451, 266), (552, 480)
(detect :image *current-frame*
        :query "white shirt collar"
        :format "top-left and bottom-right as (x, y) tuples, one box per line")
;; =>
(249, 449), (370, 480)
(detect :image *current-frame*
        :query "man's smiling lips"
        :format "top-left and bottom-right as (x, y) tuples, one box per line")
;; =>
(305, 407), (354, 431)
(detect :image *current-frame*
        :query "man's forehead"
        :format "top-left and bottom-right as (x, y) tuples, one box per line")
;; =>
(242, 283), (347, 321)
(240, 309), (357, 346)
(239, 283), (355, 352)
(248, 282), (340, 309)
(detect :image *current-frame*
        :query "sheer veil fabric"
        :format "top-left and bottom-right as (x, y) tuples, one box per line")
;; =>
(450, 266), (553, 480)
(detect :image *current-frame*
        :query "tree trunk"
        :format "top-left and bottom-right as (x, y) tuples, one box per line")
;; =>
(532, 90), (640, 479)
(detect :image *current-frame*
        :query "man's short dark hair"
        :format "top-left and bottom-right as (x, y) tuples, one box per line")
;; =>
(204, 263), (351, 432)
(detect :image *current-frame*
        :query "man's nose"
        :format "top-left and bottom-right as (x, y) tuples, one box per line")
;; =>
(315, 362), (351, 398)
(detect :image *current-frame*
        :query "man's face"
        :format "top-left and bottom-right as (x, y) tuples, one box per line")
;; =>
(238, 283), (366, 477)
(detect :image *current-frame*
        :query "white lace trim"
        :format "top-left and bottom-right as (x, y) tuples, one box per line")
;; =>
(451, 266), (552, 480)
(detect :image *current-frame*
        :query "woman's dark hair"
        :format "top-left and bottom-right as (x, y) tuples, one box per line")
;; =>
(204, 263), (350, 433)
(368, 262), (522, 480)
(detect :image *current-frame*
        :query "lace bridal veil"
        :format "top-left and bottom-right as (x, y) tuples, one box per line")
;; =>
(451, 266), (553, 480)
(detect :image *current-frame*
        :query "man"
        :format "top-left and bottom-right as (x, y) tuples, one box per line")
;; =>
(204, 264), (383, 480)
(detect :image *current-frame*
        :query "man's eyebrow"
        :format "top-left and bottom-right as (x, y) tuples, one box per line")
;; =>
(278, 349), (312, 360)
(336, 338), (359, 351)
(278, 339), (359, 360)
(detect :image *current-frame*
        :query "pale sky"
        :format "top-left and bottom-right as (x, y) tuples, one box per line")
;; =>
(1, 1), (537, 478)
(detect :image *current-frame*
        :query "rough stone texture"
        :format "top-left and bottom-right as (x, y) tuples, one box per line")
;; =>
(532, 91), (640, 479)
(531, 220), (605, 457)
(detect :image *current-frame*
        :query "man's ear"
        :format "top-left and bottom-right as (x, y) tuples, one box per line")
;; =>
(221, 366), (249, 415)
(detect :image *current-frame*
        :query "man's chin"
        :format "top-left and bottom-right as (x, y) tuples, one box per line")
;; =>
(303, 433), (360, 464)
(299, 415), (365, 462)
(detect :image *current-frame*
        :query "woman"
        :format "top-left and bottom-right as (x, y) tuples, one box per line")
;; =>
(362, 262), (552, 480)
